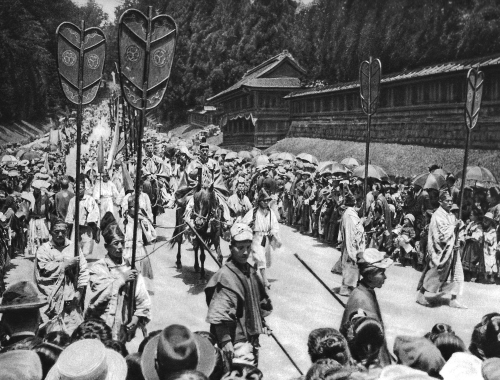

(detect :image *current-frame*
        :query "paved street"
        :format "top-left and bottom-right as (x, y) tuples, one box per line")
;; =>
(5, 208), (500, 379)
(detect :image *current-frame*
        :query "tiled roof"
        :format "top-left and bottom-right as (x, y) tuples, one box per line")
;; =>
(285, 54), (500, 99)
(244, 77), (301, 88)
(207, 51), (305, 102)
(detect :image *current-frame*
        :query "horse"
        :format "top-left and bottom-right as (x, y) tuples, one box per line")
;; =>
(189, 186), (224, 278)
(142, 175), (171, 225)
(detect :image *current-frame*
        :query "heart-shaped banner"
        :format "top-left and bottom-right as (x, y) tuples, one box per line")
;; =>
(359, 58), (382, 115)
(464, 67), (484, 130)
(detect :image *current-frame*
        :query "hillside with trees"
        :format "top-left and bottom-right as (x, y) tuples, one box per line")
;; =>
(2, 0), (500, 127)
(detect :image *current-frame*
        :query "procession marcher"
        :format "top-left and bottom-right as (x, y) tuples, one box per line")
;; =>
(35, 218), (88, 334)
(417, 191), (467, 309)
(121, 180), (154, 222)
(241, 188), (282, 290)
(54, 178), (74, 221)
(28, 180), (52, 257)
(93, 172), (120, 220)
(122, 196), (156, 292)
(228, 177), (252, 221)
(334, 189), (366, 297)
(340, 248), (393, 367)
(65, 177), (100, 257)
(0, 281), (46, 350)
(87, 211), (151, 342)
(205, 222), (273, 367)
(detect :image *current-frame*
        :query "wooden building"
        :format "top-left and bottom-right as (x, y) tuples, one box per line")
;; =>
(187, 106), (220, 128)
(285, 55), (500, 149)
(207, 50), (305, 149)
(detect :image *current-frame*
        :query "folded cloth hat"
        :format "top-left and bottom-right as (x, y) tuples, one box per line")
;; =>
(0, 350), (43, 380)
(482, 357), (500, 380)
(484, 212), (495, 221)
(0, 280), (47, 311)
(230, 222), (253, 242)
(404, 214), (415, 225)
(141, 324), (216, 380)
(258, 188), (272, 202)
(32, 179), (50, 189)
(379, 365), (433, 379)
(440, 352), (482, 380)
(8, 170), (19, 177)
(394, 336), (445, 378)
(46, 339), (127, 380)
(359, 248), (393, 269)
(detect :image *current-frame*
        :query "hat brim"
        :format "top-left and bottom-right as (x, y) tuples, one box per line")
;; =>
(46, 348), (126, 380)
(0, 299), (47, 312)
(370, 258), (394, 269)
(141, 334), (216, 380)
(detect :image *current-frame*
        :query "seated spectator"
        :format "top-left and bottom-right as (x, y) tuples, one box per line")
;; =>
(0, 350), (43, 380)
(469, 312), (500, 360)
(45, 339), (127, 380)
(393, 336), (445, 378)
(141, 324), (216, 380)
(424, 323), (454, 342)
(0, 281), (46, 351)
(305, 358), (343, 380)
(346, 315), (385, 368)
(432, 333), (466, 361)
(482, 357), (500, 380)
(70, 318), (112, 343)
(307, 328), (352, 366)
(222, 363), (263, 380)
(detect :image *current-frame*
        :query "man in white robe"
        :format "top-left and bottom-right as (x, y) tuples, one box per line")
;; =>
(228, 178), (252, 222)
(417, 191), (466, 308)
(93, 172), (120, 219)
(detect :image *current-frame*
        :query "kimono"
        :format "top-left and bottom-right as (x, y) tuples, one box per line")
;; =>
(242, 207), (281, 270)
(93, 180), (120, 219)
(121, 192), (153, 222)
(35, 238), (89, 334)
(121, 213), (155, 281)
(205, 261), (272, 366)
(461, 221), (484, 275)
(88, 255), (151, 341)
(228, 193), (253, 221)
(418, 206), (463, 295)
(28, 193), (51, 256)
(339, 207), (366, 288)
(483, 226), (498, 275)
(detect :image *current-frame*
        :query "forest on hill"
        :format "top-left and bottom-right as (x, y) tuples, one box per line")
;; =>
(2, 0), (500, 125)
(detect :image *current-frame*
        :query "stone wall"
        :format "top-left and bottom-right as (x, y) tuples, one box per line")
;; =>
(287, 103), (500, 150)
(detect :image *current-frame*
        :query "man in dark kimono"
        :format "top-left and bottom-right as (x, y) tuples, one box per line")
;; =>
(205, 222), (273, 367)
(340, 248), (393, 367)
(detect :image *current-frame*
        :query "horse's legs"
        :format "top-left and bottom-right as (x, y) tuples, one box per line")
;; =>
(176, 241), (182, 270)
(194, 242), (200, 272)
(200, 246), (206, 278)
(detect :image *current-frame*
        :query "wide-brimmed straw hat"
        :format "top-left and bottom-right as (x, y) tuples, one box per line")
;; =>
(141, 324), (216, 380)
(46, 339), (127, 380)
(0, 281), (46, 312)
(0, 350), (43, 380)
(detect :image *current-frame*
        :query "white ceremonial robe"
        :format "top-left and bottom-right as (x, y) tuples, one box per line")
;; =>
(93, 180), (120, 219)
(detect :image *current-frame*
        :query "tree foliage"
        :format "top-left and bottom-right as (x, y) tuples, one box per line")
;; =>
(3, 0), (500, 126)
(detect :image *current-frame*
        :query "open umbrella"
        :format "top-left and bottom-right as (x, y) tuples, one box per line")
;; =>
(297, 153), (319, 166)
(252, 155), (270, 167)
(276, 152), (295, 162)
(431, 168), (447, 177)
(412, 172), (446, 190)
(238, 151), (253, 160)
(456, 166), (497, 184)
(318, 161), (335, 172)
(225, 152), (238, 161)
(320, 162), (348, 176)
(341, 157), (360, 169)
(1, 155), (17, 163)
(215, 148), (228, 156)
(269, 152), (281, 161)
(352, 165), (389, 181)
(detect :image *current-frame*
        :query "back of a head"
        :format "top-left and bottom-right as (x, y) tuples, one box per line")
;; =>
(433, 333), (466, 361)
(470, 313), (500, 360)
(394, 336), (445, 378)
(222, 363), (263, 380)
(167, 370), (208, 380)
(33, 343), (62, 379)
(305, 358), (343, 380)
(347, 318), (384, 366)
(104, 339), (129, 357)
(425, 323), (454, 342)
(308, 327), (351, 365)
(126, 353), (145, 380)
(43, 331), (71, 349)
(70, 318), (112, 343)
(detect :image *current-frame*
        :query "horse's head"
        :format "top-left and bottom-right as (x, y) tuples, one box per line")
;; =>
(193, 187), (217, 230)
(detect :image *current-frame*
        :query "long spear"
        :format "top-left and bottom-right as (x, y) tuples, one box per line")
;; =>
(118, 6), (177, 324)
(56, 21), (106, 261)
(359, 57), (381, 216)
